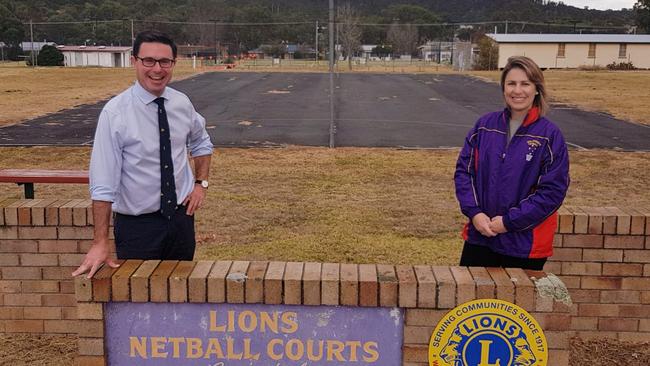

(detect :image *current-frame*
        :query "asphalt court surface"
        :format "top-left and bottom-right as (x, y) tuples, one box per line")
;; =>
(2, 72), (649, 150)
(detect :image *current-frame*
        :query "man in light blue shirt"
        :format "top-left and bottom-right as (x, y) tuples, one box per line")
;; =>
(73, 30), (213, 278)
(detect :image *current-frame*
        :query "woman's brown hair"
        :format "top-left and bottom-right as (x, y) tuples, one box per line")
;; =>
(500, 56), (549, 116)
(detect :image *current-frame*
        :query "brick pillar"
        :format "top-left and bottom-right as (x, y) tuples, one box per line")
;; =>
(546, 206), (650, 342)
(0, 199), (113, 335)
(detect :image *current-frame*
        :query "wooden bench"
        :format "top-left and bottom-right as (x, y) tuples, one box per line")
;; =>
(0, 169), (89, 199)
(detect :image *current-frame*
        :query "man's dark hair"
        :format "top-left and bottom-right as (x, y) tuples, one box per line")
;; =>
(133, 30), (177, 58)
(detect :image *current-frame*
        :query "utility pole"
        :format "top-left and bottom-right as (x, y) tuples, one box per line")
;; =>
(30, 20), (35, 66)
(450, 25), (454, 66)
(215, 21), (219, 62)
(209, 19), (220, 63)
(505, 20), (508, 34)
(328, 0), (335, 148)
(315, 20), (319, 62)
(131, 19), (134, 49)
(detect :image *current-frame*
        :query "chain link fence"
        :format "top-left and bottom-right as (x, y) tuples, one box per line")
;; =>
(11, 18), (632, 70)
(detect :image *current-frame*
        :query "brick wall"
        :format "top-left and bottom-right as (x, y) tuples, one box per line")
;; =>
(8, 200), (649, 364)
(546, 206), (650, 342)
(74, 260), (570, 366)
(0, 199), (109, 334)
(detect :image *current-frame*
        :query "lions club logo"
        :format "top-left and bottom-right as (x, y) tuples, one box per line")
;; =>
(429, 299), (547, 366)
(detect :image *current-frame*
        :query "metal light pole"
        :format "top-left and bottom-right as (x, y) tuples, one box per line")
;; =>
(328, 0), (335, 148)
(214, 21), (219, 62)
(131, 19), (134, 49)
(209, 19), (221, 63)
(315, 20), (319, 62)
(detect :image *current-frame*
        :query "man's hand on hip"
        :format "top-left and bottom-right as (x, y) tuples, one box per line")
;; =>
(71, 237), (120, 279)
(183, 184), (206, 216)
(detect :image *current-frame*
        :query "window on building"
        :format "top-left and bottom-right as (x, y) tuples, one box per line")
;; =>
(588, 43), (596, 58)
(557, 43), (566, 58)
(619, 43), (627, 58)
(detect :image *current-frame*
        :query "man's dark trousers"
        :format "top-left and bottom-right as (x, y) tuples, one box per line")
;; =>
(113, 206), (195, 260)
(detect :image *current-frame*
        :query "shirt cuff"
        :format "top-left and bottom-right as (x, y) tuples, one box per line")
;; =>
(90, 187), (115, 203)
(190, 147), (213, 157)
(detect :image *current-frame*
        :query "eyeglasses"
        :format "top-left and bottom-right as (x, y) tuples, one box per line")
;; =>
(135, 56), (175, 68)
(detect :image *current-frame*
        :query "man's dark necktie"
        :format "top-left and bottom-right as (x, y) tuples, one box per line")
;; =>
(154, 97), (177, 219)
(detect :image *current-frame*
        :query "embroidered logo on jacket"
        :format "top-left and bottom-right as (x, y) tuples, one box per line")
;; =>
(526, 140), (541, 162)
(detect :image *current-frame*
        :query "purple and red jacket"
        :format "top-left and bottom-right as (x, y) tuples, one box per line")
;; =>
(454, 107), (570, 258)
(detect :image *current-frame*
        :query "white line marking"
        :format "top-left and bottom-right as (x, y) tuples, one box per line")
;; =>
(566, 142), (587, 150)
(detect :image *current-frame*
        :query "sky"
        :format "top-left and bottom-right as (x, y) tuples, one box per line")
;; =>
(560, 0), (637, 10)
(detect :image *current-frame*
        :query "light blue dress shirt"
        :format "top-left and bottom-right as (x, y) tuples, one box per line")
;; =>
(89, 81), (213, 215)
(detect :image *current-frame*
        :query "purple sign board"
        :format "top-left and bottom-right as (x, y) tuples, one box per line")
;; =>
(105, 302), (404, 365)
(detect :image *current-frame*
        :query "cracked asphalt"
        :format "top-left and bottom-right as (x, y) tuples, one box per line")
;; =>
(1, 72), (649, 150)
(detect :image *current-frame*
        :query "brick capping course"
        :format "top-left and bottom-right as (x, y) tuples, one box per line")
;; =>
(73, 259), (556, 310)
(3, 200), (650, 365)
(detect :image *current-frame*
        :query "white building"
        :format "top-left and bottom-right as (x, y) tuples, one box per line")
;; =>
(488, 34), (650, 69)
(21, 41), (56, 52)
(57, 45), (132, 67)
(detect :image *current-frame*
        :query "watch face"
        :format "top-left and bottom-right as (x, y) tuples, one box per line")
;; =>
(201, 180), (209, 188)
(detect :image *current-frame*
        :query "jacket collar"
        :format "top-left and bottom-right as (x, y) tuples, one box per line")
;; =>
(503, 106), (541, 127)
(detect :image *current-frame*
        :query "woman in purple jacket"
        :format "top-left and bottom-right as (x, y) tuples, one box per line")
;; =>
(454, 56), (570, 270)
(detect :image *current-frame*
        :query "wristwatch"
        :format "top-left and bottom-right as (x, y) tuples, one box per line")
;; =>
(195, 180), (209, 189)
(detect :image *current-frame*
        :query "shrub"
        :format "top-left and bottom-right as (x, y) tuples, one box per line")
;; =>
(28, 45), (63, 66)
(293, 50), (304, 59)
(606, 61), (636, 70)
(577, 64), (605, 71)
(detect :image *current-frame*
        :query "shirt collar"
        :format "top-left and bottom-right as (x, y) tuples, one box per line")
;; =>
(133, 80), (170, 105)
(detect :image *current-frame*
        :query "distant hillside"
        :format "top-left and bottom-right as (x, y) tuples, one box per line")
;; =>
(4, 0), (635, 25)
(237, 0), (635, 25)
(0, 0), (637, 57)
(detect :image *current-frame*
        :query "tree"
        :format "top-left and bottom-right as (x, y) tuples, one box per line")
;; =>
(337, 3), (362, 70)
(381, 4), (442, 41)
(635, 0), (650, 32)
(474, 35), (498, 70)
(36, 44), (63, 66)
(0, 1), (24, 59)
(372, 44), (392, 58)
(387, 22), (418, 56)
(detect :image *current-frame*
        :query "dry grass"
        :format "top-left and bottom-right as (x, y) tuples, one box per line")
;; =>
(0, 334), (76, 366)
(570, 338), (650, 366)
(471, 70), (650, 125)
(0, 59), (203, 126)
(1, 146), (648, 265)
